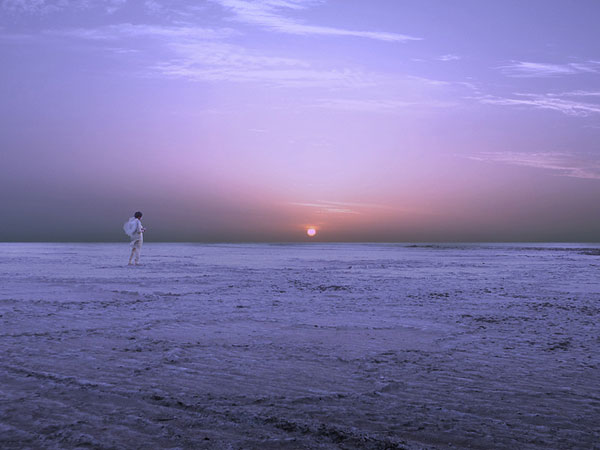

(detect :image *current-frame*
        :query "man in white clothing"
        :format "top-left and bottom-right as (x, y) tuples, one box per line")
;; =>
(124, 211), (146, 265)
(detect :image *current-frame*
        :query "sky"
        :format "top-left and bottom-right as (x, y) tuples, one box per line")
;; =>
(1, 0), (599, 242)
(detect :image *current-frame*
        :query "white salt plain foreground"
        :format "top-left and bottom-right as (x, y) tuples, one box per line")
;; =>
(1, 243), (599, 449)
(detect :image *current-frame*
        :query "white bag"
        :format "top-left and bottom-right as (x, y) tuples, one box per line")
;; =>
(123, 218), (138, 237)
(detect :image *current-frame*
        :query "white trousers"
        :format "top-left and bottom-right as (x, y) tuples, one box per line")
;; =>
(129, 239), (142, 264)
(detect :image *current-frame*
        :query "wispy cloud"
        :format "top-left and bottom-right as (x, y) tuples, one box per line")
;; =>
(211, 0), (421, 42)
(154, 39), (377, 87)
(476, 91), (600, 117)
(466, 152), (600, 180)
(500, 61), (600, 78)
(105, 0), (127, 14)
(156, 60), (373, 87)
(48, 23), (236, 41)
(142, 0), (208, 19)
(2, 0), (55, 14)
(406, 76), (478, 91)
(302, 75), (476, 112)
(2, 0), (128, 14)
(51, 22), (377, 87)
(437, 54), (460, 62)
(17, 4), (468, 96)
(290, 200), (394, 214)
(290, 201), (361, 214)
(309, 97), (456, 112)
(561, 90), (600, 97)
(3, 0), (66, 14)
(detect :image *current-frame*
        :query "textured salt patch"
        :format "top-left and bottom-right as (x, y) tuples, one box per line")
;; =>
(0, 243), (599, 449)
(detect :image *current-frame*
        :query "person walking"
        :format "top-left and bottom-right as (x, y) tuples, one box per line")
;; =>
(124, 211), (146, 265)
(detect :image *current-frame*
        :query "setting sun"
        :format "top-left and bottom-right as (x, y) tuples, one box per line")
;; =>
(306, 228), (316, 237)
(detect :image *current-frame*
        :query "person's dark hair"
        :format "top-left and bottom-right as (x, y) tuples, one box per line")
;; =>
(134, 211), (143, 219)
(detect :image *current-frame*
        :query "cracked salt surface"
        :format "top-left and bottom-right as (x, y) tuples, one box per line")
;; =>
(0, 243), (599, 449)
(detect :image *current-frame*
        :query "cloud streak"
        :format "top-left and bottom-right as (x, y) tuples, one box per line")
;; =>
(50, 22), (380, 88)
(500, 61), (600, 78)
(290, 201), (361, 214)
(48, 23), (236, 41)
(476, 91), (600, 117)
(2, 0), (128, 14)
(466, 152), (600, 180)
(290, 200), (396, 215)
(437, 54), (460, 62)
(309, 97), (457, 112)
(46, 21), (472, 98)
(211, 0), (421, 42)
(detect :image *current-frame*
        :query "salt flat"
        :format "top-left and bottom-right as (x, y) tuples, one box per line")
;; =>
(0, 243), (599, 449)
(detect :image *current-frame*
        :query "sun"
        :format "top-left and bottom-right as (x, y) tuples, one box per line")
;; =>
(306, 228), (317, 237)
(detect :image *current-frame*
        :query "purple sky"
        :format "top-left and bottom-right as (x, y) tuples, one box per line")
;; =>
(1, 0), (599, 242)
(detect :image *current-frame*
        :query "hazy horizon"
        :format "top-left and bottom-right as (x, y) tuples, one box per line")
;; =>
(2, 0), (599, 242)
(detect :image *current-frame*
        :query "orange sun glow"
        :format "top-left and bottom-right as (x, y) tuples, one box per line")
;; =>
(306, 228), (317, 237)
